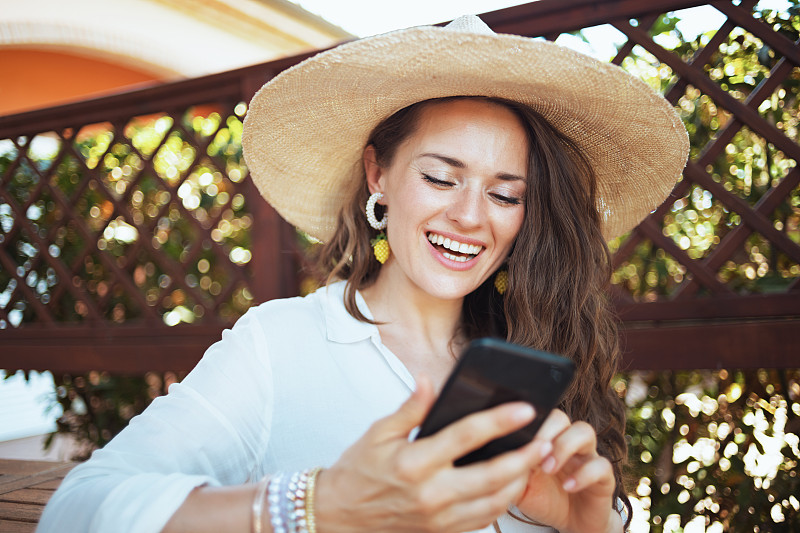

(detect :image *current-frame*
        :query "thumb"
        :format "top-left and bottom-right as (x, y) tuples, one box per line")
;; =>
(373, 374), (436, 439)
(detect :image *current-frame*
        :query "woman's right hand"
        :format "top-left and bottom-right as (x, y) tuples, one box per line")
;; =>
(314, 376), (550, 533)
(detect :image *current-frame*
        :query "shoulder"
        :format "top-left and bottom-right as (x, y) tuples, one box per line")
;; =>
(247, 288), (325, 321)
(232, 281), (347, 342)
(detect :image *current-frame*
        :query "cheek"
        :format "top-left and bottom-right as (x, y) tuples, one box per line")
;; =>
(499, 210), (525, 249)
(388, 181), (439, 223)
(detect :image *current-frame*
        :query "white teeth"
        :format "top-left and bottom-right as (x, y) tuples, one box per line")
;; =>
(427, 232), (484, 258)
(443, 252), (469, 262)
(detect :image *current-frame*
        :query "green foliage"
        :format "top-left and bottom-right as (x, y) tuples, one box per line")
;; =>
(0, 104), (255, 328)
(47, 371), (178, 461)
(620, 369), (800, 532)
(609, 6), (800, 300)
(602, 5), (800, 531)
(1, 104), (261, 457)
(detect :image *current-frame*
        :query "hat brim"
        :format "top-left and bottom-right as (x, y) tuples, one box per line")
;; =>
(243, 24), (689, 242)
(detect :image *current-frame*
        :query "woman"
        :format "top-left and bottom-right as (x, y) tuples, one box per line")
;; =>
(38, 15), (688, 533)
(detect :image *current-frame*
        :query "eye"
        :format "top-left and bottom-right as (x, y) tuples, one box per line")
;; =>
(422, 174), (455, 187)
(490, 192), (523, 206)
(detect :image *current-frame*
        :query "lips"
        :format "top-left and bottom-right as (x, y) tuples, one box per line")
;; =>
(426, 232), (484, 262)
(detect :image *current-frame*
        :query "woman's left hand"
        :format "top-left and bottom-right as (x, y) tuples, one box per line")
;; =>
(514, 409), (623, 533)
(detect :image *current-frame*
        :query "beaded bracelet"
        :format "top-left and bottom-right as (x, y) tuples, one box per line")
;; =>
(257, 468), (322, 533)
(286, 470), (307, 532)
(268, 473), (288, 533)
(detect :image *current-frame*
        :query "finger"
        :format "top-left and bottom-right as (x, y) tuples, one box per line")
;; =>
(560, 456), (615, 495)
(431, 437), (545, 504)
(370, 374), (436, 439)
(434, 473), (529, 533)
(541, 421), (597, 476)
(413, 401), (536, 469)
(531, 409), (571, 445)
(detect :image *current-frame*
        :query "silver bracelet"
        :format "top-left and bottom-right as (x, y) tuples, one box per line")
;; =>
(251, 475), (271, 533)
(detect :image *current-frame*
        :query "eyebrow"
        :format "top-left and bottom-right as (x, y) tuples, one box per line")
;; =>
(418, 152), (526, 182)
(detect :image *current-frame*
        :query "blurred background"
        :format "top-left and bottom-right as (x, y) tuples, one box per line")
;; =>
(0, 0), (798, 531)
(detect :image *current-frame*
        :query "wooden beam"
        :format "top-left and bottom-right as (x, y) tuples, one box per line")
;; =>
(685, 163), (800, 265)
(615, 20), (800, 162)
(710, 1), (800, 66)
(0, 324), (226, 375)
(616, 292), (800, 321)
(621, 318), (800, 370)
(481, 0), (707, 38)
(638, 218), (733, 295)
(244, 179), (291, 304)
(3, 315), (798, 374)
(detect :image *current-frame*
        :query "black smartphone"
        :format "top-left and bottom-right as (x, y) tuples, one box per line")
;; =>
(415, 338), (575, 466)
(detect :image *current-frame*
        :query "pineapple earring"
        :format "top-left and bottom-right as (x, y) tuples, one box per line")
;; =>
(366, 192), (390, 264)
(494, 269), (508, 295)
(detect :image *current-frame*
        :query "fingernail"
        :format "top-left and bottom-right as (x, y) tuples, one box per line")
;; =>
(513, 404), (535, 423)
(563, 478), (576, 491)
(542, 456), (556, 473)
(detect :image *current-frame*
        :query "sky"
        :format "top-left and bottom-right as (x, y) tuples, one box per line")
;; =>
(294, 0), (528, 36)
(292, 0), (793, 61)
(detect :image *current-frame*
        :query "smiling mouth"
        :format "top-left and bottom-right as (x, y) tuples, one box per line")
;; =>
(427, 232), (484, 263)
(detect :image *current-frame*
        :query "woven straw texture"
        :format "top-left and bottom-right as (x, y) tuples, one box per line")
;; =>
(242, 19), (689, 242)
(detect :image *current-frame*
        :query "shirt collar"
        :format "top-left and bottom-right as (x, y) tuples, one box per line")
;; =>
(321, 281), (378, 344)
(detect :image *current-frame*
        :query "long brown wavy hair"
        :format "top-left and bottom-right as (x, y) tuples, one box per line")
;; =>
(316, 96), (632, 527)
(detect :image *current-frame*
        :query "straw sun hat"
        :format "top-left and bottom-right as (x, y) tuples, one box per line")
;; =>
(242, 15), (689, 242)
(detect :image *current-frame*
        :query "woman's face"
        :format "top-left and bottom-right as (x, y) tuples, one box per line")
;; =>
(365, 99), (528, 301)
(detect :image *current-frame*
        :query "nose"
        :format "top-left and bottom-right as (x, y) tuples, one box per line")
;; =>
(445, 187), (486, 229)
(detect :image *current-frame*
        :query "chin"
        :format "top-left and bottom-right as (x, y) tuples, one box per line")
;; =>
(418, 278), (482, 301)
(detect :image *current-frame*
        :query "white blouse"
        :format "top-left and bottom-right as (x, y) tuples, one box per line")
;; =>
(37, 282), (554, 533)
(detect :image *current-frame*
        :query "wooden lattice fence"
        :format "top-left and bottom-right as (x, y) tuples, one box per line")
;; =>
(0, 0), (798, 374)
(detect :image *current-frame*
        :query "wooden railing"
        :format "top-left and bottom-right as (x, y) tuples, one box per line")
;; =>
(0, 58), (316, 372)
(0, 0), (797, 373)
